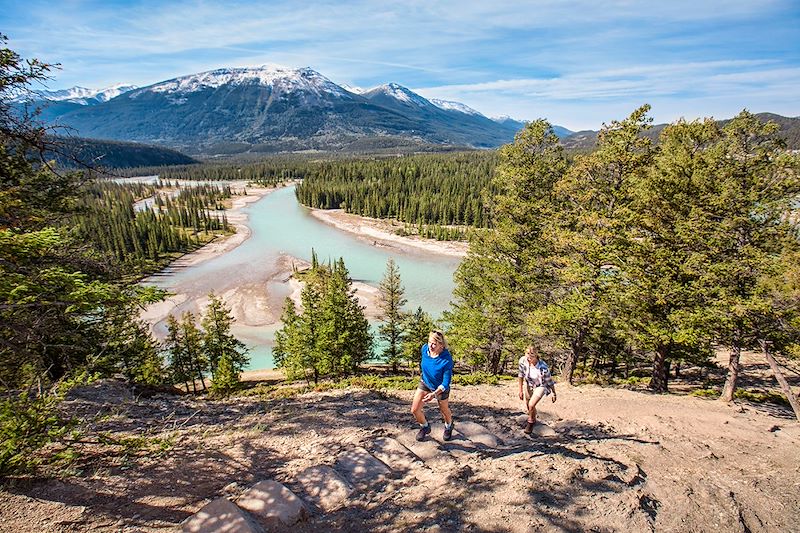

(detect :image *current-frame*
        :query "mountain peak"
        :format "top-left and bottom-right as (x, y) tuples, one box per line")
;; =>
(364, 83), (432, 107)
(142, 65), (348, 98)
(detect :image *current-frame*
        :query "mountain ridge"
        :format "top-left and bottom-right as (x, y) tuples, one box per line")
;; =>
(30, 67), (550, 154)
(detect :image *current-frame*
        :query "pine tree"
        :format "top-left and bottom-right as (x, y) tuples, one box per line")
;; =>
(401, 307), (435, 374)
(164, 315), (191, 392)
(378, 258), (407, 371)
(700, 111), (800, 400)
(201, 292), (248, 380)
(446, 120), (566, 373)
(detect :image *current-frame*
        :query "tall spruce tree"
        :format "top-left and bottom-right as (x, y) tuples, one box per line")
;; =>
(446, 120), (566, 373)
(201, 292), (248, 381)
(700, 112), (800, 401)
(402, 307), (435, 374)
(378, 258), (407, 371)
(274, 255), (371, 383)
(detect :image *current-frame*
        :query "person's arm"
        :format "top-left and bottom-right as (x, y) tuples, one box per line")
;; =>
(518, 358), (525, 400)
(439, 356), (453, 392)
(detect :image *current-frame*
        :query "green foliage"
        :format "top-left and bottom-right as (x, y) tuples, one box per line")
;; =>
(202, 292), (249, 382)
(0, 390), (75, 476)
(120, 157), (309, 187)
(401, 307), (436, 373)
(446, 120), (567, 374)
(295, 151), (495, 227)
(689, 388), (721, 399)
(452, 371), (502, 386)
(74, 180), (233, 276)
(274, 254), (373, 383)
(378, 258), (407, 370)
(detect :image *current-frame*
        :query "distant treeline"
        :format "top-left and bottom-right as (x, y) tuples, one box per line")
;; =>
(46, 136), (197, 169)
(295, 151), (496, 228)
(117, 158), (312, 186)
(74, 181), (233, 275)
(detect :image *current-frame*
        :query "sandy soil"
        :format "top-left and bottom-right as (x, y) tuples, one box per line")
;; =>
(2, 357), (798, 533)
(309, 208), (469, 258)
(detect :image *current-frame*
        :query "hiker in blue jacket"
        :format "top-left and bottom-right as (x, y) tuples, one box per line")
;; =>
(411, 330), (455, 441)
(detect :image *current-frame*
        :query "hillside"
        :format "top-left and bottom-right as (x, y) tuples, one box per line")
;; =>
(561, 112), (800, 150)
(45, 136), (197, 169)
(1, 354), (797, 532)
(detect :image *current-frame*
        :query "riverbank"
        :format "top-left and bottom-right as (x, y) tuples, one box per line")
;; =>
(139, 186), (437, 343)
(309, 208), (469, 258)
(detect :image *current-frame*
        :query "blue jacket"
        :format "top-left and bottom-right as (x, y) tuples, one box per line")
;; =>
(421, 344), (454, 391)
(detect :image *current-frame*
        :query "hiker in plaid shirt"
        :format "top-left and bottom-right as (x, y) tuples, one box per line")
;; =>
(518, 345), (557, 434)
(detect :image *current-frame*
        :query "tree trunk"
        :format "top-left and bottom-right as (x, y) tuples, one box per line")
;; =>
(720, 343), (741, 402)
(761, 340), (800, 422)
(649, 345), (669, 393)
(563, 330), (585, 384)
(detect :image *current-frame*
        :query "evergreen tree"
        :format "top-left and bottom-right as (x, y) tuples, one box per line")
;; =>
(273, 255), (371, 383)
(180, 312), (208, 393)
(446, 120), (566, 373)
(699, 112), (800, 400)
(164, 315), (192, 392)
(210, 351), (239, 395)
(378, 258), (407, 371)
(401, 307), (435, 374)
(201, 292), (248, 380)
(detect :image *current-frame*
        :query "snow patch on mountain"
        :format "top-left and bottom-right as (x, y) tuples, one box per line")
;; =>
(431, 98), (484, 116)
(365, 83), (432, 107)
(13, 84), (138, 104)
(340, 83), (365, 94)
(143, 66), (349, 99)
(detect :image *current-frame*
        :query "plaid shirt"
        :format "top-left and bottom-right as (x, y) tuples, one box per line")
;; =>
(518, 356), (556, 393)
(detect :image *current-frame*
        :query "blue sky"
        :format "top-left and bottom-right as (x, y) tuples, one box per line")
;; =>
(2, 0), (798, 130)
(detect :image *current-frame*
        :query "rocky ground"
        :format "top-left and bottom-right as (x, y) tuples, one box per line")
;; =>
(1, 357), (798, 533)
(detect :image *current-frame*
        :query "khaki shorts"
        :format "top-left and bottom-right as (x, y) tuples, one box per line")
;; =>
(524, 385), (548, 401)
(418, 381), (450, 401)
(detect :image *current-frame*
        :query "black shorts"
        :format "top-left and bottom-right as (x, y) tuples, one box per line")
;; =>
(418, 381), (450, 401)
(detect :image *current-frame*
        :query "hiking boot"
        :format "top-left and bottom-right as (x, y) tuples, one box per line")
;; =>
(416, 425), (431, 441)
(443, 423), (454, 441)
(524, 421), (535, 434)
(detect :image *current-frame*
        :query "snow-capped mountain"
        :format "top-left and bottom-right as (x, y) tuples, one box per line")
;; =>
(140, 66), (348, 100)
(41, 66), (537, 153)
(19, 84), (138, 105)
(431, 99), (484, 116)
(362, 82), (435, 109)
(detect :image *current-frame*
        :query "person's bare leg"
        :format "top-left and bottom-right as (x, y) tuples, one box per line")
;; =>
(411, 389), (428, 425)
(527, 386), (546, 423)
(438, 399), (453, 425)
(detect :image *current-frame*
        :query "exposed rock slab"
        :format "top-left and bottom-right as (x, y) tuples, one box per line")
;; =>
(235, 480), (307, 528)
(396, 429), (458, 471)
(455, 420), (503, 448)
(369, 437), (423, 472)
(180, 497), (264, 533)
(294, 465), (353, 512)
(334, 446), (391, 488)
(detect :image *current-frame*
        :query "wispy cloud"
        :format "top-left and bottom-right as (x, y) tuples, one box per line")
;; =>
(2, 0), (797, 129)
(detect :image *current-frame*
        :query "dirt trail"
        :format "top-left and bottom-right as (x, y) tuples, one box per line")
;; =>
(1, 376), (798, 532)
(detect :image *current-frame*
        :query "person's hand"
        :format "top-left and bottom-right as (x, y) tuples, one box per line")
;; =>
(518, 390), (524, 401)
(423, 391), (437, 403)
(551, 392), (557, 404)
